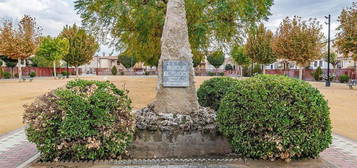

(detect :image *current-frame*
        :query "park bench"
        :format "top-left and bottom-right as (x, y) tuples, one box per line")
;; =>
(21, 77), (33, 82)
(348, 79), (357, 89)
(57, 74), (66, 79)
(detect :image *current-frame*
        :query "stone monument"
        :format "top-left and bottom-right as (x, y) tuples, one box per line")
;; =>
(153, 0), (199, 115)
(128, 0), (232, 159)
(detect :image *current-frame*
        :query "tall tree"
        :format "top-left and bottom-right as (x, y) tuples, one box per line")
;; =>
(118, 53), (137, 70)
(207, 49), (225, 74)
(244, 23), (275, 74)
(0, 15), (41, 79)
(74, 0), (274, 67)
(272, 16), (324, 80)
(231, 45), (251, 77)
(36, 36), (69, 78)
(335, 2), (357, 73)
(324, 51), (339, 70)
(59, 24), (99, 77)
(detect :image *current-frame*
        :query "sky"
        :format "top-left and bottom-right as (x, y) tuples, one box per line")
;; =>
(0, 0), (354, 55)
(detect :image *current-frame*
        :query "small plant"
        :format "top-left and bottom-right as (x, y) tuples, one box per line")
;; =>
(120, 71), (125, 75)
(312, 66), (323, 81)
(15, 73), (19, 78)
(225, 64), (233, 71)
(219, 72), (225, 76)
(23, 80), (135, 161)
(111, 66), (118, 75)
(339, 74), (349, 83)
(29, 72), (36, 78)
(3, 72), (11, 79)
(217, 75), (332, 161)
(61, 71), (69, 76)
(197, 77), (239, 111)
(144, 71), (150, 75)
(207, 71), (215, 76)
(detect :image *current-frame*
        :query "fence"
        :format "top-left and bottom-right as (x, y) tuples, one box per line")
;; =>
(2, 67), (79, 77)
(265, 69), (356, 81)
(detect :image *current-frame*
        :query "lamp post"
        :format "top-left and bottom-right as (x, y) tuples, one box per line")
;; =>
(325, 14), (331, 87)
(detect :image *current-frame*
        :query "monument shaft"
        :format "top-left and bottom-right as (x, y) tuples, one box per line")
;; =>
(154, 0), (199, 114)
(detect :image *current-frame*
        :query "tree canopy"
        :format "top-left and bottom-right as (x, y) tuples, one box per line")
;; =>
(324, 51), (339, 68)
(36, 36), (69, 63)
(118, 53), (137, 70)
(335, 2), (357, 61)
(272, 16), (324, 67)
(74, 0), (274, 67)
(59, 24), (99, 76)
(231, 45), (251, 66)
(244, 23), (275, 65)
(36, 36), (69, 77)
(0, 15), (41, 79)
(207, 50), (225, 69)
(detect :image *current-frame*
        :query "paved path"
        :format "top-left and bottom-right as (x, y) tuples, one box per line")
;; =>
(0, 128), (356, 168)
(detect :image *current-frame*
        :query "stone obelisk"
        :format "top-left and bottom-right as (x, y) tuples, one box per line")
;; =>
(153, 0), (199, 115)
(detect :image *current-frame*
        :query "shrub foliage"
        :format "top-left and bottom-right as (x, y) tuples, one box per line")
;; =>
(217, 75), (332, 161)
(339, 74), (349, 83)
(24, 79), (135, 161)
(197, 77), (238, 111)
(312, 66), (323, 81)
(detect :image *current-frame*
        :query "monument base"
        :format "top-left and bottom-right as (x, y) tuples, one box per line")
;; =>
(127, 104), (232, 158)
(128, 130), (232, 159)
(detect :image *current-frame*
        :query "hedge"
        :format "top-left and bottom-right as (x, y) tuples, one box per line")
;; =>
(197, 77), (239, 111)
(217, 75), (332, 161)
(23, 79), (136, 161)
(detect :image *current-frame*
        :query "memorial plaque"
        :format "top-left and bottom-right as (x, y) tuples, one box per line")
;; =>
(163, 60), (189, 87)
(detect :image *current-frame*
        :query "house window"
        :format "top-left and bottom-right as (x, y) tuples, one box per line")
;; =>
(319, 61), (323, 67)
(271, 64), (273, 69)
(314, 61), (318, 67)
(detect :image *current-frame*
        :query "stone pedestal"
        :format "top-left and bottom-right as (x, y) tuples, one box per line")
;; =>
(153, 0), (199, 115)
(128, 130), (232, 159)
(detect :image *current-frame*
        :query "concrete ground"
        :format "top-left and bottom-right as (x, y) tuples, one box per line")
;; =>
(0, 76), (356, 140)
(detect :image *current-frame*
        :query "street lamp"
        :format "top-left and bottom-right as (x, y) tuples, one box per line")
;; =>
(325, 14), (331, 87)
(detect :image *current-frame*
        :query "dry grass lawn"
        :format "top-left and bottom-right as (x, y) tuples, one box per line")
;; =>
(0, 76), (356, 140)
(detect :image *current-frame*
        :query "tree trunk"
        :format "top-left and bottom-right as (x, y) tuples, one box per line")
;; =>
(240, 65), (243, 77)
(66, 63), (69, 78)
(262, 65), (266, 74)
(75, 66), (79, 78)
(299, 66), (303, 80)
(355, 61), (357, 80)
(251, 63), (254, 76)
(17, 58), (22, 80)
(53, 61), (57, 78)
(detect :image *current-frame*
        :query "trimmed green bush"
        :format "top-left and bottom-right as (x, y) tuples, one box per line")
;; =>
(312, 66), (323, 81)
(207, 71), (215, 76)
(61, 71), (69, 76)
(111, 66), (118, 75)
(225, 64), (233, 71)
(219, 72), (225, 76)
(339, 74), (349, 83)
(3, 72), (11, 79)
(217, 75), (332, 161)
(24, 79), (136, 161)
(29, 72), (36, 78)
(197, 77), (238, 111)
